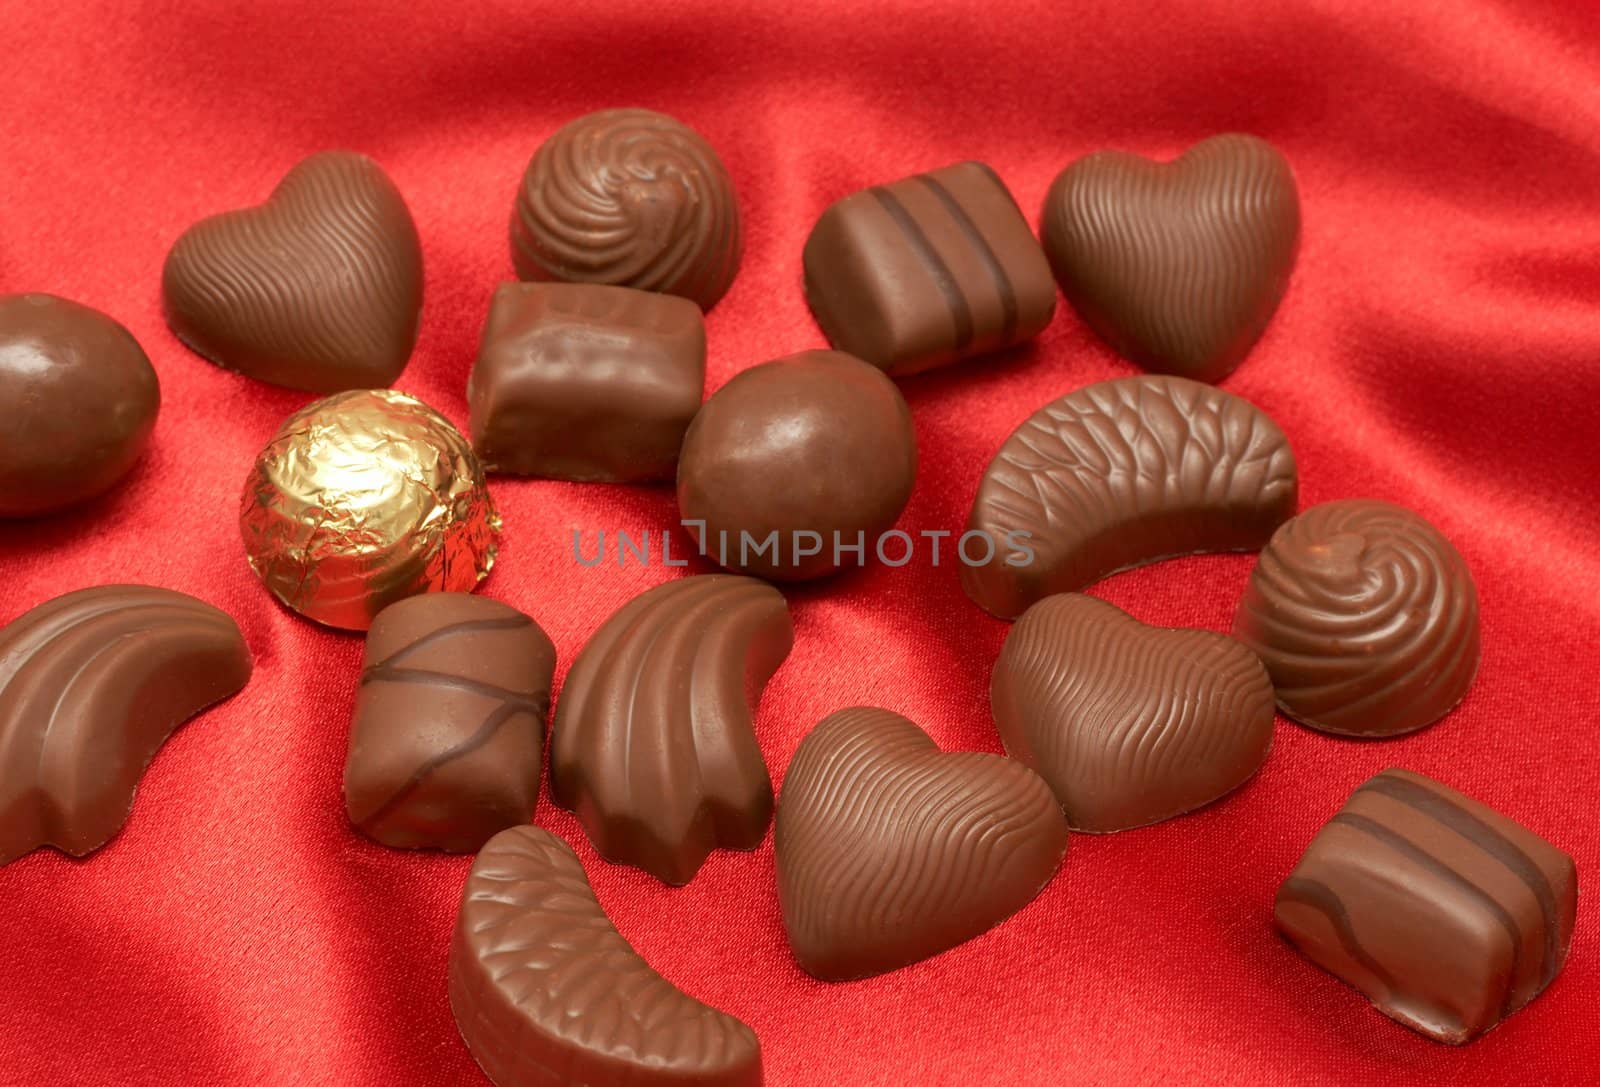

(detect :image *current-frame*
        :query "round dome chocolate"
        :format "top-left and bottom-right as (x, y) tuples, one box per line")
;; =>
(1232, 498), (1480, 737)
(677, 350), (917, 581)
(0, 294), (160, 518)
(510, 108), (742, 311)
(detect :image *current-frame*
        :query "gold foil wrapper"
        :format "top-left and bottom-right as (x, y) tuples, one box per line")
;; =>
(240, 389), (500, 630)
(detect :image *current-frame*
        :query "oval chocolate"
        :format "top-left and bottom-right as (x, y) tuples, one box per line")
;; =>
(0, 294), (159, 518)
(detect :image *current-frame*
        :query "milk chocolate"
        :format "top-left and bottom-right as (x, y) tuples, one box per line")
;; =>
(676, 350), (917, 581)
(992, 594), (1275, 832)
(0, 294), (160, 518)
(1276, 769), (1576, 1044)
(962, 375), (1298, 619)
(1234, 499), (1479, 737)
(344, 593), (555, 853)
(803, 161), (1056, 375)
(1041, 134), (1300, 383)
(466, 282), (705, 482)
(0, 586), (252, 866)
(550, 575), (793, 884)
(449, 824), (763, 1087)
(512, 109), (742, 311)
(163, 151), (423, 392)
(775, 707), (1068, 980)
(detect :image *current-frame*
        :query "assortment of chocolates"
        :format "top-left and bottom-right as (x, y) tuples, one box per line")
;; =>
(0, 107), (1575, 1085)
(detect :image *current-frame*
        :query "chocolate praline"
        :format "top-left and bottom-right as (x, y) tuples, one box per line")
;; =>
(511, 109), (742, 311)
(0, 294), (159, 517)
(676, 350), (917, 581)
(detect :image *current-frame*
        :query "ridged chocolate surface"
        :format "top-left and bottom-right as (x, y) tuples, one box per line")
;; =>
(775, 707), (1068, 981)
(550, 576), (793, 885)
(511, 109), (742, 311)
(1233, 499), (1480, 737)
(1275, 768), (1576, 1044)
(467, 282), (706, 482)
(0, 293), (160, 518)
(448, 825), (762, 1087)
(802, 161), (1056, 375)
(163, 151), (423, 393)
(344, 593), (555, 853)
(962, 375), (1298, 619)
(991, 594), (1275, 832)
(1041, 134), (1300, 383)
(0, 586), (252, 866)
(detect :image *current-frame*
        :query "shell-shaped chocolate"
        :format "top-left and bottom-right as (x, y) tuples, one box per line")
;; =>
(549, 575), (793, 885)
(0, 586), (252, 866)
(775, 707), (1068, 981)
(962, 375), (1298, 619)
(1233, 499), (1481, 737)
(511, 109), (742, 310)
(163, 151), (423, 393)
(448, 825), (762, 1087)
(1042, 133), (1300, 383)
(345, 593), (555, 853)
(991, 594), (1275, 832)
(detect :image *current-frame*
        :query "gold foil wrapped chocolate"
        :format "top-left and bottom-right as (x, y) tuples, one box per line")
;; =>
(240, 389), (500, 630)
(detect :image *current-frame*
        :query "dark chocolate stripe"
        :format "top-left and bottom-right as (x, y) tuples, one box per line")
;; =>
(916, 173), (1018, 345)
(1332, 812), (1524, 1011)
(1279, 876), (1400, 995)
(360, 665), (547, 713)
(870, 185), (974, 350)
(1360, 773), (1562, 988)
(365, 614), (533, 674)
(359, 699), (535, 831)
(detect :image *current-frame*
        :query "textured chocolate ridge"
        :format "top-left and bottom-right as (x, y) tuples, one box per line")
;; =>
(550, 575), (793, 884)
(991, 594), (1275, 832)
(1042, 133), (1300, 383)
(511, 109), (742, 310)
(0, 586), (252, 866)
(962, 375), (1298, 619)
(1274, 768), (1576, 1044)
(345, 595), (553, 852)
(1232, 499), (1480, 737)
(775, 707), (1068, 980)
(163, 151), (423, 393)
(448, 825), (762, 1087)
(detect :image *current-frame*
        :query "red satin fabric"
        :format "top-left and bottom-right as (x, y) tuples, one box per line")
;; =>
(2, 2), (1597, 1084)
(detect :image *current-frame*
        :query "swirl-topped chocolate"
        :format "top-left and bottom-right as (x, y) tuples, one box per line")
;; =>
(511, 109), (742, 311)
(1233, 499), (1481, 737)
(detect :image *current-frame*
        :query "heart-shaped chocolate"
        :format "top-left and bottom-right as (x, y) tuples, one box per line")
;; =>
(991, 594), (1275, 832)
(1041, 133), (1299, 383)
(775, 706), (1068, 980)
(162, 151), (423, 393)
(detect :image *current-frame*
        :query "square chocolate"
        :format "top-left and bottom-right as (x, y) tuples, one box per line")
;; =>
(467, 282), (705, 482)
(802, 161), (1056, 376)
(1275, 768), (1576, 1044)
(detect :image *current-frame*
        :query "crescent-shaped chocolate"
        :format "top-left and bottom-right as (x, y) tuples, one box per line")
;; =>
(448, 825), (762, 1087)
(549, 575), (793, 885)
(163, 151), (423, 393)
(0, 586), (252, 866)
(991, 593), (1275, 832)
(511, 109), (742, 311)
(962, 375), (1298, 619)
(1233, 499), (1481, 737)
(775, 707), (1068, 981)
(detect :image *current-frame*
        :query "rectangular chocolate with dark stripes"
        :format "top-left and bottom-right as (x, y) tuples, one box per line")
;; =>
(1274, 768), (1576, 1045)
(802, 161), (1056, 376)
